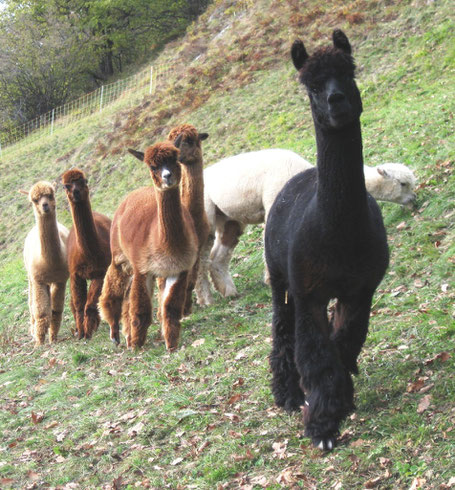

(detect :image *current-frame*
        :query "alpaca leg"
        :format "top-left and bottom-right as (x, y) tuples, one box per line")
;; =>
(330, 293), (375, 375)
(31, 282), (51, 345)
(99, 263), (129, 345)
(293, 298), (354, 451)
(183, 257), (200, 317)
(49, 282), (66, 343)
(28, 277), (36, 339)
(70, 274), (87, 340)
(269, 279), (304, 411)
(128, 273), (153, 348)
(83, 278), (103, 339)
(209, 220), (244, 297)
(160, 271), (188, 351)
(195, 233), (215, 306)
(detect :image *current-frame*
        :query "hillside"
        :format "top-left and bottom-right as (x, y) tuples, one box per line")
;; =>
(1, 0), (454, 488)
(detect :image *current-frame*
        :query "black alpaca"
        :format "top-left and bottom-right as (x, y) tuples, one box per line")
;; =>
(264, 30), (389, 451)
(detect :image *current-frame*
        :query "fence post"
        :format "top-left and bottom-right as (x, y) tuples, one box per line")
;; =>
(99, 85), (104, 112)
(150, 66), (153, 95)
(50, 109), (55, 135)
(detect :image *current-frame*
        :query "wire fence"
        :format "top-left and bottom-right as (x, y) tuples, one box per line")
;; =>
(0, 65), (157, 158)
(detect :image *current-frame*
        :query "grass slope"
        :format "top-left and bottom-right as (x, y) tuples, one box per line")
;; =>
(1, 0), (454, 488)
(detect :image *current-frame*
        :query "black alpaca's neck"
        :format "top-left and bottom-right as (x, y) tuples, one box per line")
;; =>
(38, 212), (64, 263)
(71, 199), (102, 257)
(157, 187), (188, 252)
(315, 120), (368, 230)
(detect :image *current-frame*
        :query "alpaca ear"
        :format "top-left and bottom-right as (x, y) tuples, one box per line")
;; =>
(18, 189), (29, 196)
(377, 167), (390, 179)
(199, 133), (209, 141)
(128, 149), (145, 161)
(332, 29), (351, 54)
(291, 40), (309, 70)
(174, 133), (184, 149)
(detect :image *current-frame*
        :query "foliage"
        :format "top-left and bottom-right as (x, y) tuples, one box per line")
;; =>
(0, 0), (210, 130)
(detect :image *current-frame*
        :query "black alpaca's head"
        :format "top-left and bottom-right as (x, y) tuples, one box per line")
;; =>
(291, 29), (362, 131)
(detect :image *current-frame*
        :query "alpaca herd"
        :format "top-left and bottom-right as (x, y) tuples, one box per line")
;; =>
(22, 30), (416, 451)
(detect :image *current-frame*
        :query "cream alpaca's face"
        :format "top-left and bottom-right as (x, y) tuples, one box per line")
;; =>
(377, 166), (417, 208)
(29, 185), (56, 216)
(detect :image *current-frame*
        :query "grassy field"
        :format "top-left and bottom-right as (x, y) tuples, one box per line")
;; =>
(1, 0), (454, 488)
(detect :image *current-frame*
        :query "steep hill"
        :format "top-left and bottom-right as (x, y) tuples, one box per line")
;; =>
(0, 0), (454, 488)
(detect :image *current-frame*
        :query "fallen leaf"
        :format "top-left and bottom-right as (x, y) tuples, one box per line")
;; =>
(417, 395), (432, 414)
(407, 378), (425, 393)
(272, 439), (288, 459)
(364, 475), (383, 488)
(409, 477), (426, 489)
(31, 411), (44, 424)
(396, 221), (407, 230)
(128, 422), (144, 437)
(227, 393), (243, 405)
(27, 470), (40, 481)
(56, 455), (66, 463)
(171, 457), (183, 465)
(424, 351), (451, 365)
(191, 338), (205, 347)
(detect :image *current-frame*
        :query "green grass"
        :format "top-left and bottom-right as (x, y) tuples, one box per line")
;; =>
(1, 0), (454, 488)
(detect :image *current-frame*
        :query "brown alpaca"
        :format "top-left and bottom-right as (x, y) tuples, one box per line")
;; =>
(166, 124), (209, 316)
(62, 169), (111, 340)
(22, 182), (69, 345)
(99, 141), (198, 350)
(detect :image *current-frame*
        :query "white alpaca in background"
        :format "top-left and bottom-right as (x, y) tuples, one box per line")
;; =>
(196, 149), (417, 304)
(22, 182), (69, 345)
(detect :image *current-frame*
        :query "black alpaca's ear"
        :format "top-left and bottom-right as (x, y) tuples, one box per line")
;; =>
(199, 133), (209, 141)
(291, 39), (309, 70)
(332, 29), (351, 54)
(173, 133), (184, 148)
(128, 149), (145, 161)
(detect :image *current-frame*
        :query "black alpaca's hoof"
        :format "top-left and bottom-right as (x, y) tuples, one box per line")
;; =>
(313, 436), (336, 451)
(111, 337), (120, 346)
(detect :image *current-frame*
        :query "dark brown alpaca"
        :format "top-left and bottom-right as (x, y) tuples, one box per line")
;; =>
(166, 124), (209, 316)
(62, 169), (111, 340)
(99, 141), (198, 350)
(265, 30), (389, 450)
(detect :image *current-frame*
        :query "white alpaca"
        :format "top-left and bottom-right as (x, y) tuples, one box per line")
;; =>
(22, 182), (69, 345)
(196, 149), (417, 304)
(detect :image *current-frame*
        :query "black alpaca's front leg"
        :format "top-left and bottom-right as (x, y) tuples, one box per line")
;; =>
(294, 298), (354, 451)
(269, 280), (305, 412)
(330, 292), (375, 374)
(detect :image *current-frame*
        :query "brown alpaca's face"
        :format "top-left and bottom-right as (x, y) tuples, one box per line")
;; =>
(29, 186), (56, 216)
(62, 176), (89, 204)
(173, 133), (208, 166)
(148, 157), (181, 191)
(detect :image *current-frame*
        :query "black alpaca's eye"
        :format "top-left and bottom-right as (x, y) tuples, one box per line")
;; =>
(64, 184), (71, 190)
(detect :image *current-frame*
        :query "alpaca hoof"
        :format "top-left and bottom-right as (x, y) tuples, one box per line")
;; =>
(111, 336), (120, 346)
(313, 437), (336, 451)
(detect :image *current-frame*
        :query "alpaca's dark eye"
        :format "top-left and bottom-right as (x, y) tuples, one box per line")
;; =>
(32, 198), (38, 203)
(64, 184), (71, 191)
(400, 182), (407, 187)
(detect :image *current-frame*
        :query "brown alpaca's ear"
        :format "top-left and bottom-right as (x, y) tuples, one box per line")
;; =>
(128, 149), (145, 161)
(332, 29), (351, 54)
(18, 189), (29, 196)
(291, 40), (308, 70)
(199, 133), (209, 141)
(173, 133), (184, 149)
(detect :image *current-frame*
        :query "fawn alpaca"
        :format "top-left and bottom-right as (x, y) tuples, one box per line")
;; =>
(22, 181), (69, 344)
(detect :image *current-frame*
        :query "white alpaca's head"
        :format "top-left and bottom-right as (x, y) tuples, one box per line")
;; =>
(22, 181), (57, 219)
(371, 163), (417, 208)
